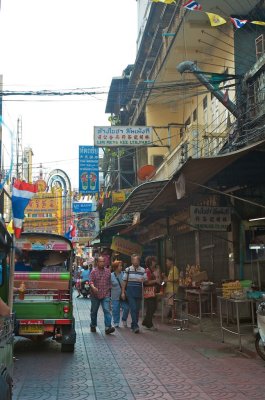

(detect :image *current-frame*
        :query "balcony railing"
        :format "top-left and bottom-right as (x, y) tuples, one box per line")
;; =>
(152, 124), (227, 181)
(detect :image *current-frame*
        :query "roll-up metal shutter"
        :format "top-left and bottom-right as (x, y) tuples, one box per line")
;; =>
(199, 231), (229, 283)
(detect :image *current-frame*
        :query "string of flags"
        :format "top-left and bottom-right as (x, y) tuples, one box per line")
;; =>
(151, 0), (265, 28)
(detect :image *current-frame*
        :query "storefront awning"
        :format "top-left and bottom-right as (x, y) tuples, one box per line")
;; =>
(110, 180), (169, 223)
(145, 138), (265, 216)
(105, 139), (265, 240)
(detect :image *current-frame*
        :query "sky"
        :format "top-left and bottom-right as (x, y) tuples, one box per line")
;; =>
(0, 0), (137, 189)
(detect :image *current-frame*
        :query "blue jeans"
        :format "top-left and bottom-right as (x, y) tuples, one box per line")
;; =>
(127, 296), (142, 330)
(112, 299), (129, 325)
(90, 296), (112, 328)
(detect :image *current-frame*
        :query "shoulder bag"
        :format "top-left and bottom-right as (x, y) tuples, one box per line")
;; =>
(143, 268), (156, 299)
(115, 271), (128, 302)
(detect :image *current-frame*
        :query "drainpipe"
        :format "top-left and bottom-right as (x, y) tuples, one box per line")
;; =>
(177, 61), (239, 119)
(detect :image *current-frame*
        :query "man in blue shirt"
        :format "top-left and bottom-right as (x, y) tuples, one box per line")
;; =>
(80, 262), (91, 297)
(81, 262), (91, 282)
(121, 254), (146, 333)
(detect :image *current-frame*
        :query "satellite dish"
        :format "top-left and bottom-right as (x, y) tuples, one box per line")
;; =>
(137, 164), (156, 181)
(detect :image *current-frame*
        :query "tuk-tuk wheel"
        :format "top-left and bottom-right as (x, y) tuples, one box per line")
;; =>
(61, 343), (75, 353)
(0, 373), (12, 400)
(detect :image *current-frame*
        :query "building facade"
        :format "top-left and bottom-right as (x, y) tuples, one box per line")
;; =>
(103, 0), (265, 284)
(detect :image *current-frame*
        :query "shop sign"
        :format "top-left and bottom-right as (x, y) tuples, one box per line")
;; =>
(72, 202), (93, 213)
(94, 126), (153, 147)
(27, 193), (58, 212)
(190, 206), (231, 231)
(76, 212), (99, 239)
(112, 191), (126, 204)
(79, 146), (99, 194)
(111, 236), (142, 256)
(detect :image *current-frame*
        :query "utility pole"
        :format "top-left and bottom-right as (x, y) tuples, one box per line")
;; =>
(16, 117), (23, 179)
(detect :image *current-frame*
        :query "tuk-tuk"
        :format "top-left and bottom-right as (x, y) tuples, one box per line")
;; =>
(13, 233), (76, 352)
(0, 219), (13, 399)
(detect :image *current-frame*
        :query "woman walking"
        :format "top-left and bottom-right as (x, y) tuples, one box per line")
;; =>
(111, 260), (129, 328)
(142, 256), (160, 331)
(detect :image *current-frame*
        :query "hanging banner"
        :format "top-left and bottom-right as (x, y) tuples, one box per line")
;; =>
(79, 146), (99, 194)
(94, 126), (153, 147)
(111, 236), (142, 256)
(190, 206), (231, 231)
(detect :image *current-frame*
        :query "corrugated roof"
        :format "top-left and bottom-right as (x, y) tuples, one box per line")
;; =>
(110, 180), (169, 224)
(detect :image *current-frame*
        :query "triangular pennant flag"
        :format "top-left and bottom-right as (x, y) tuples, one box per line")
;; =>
(251, 21), (265, 26)
(206, 12), (226, 27)
(183, 0), (202, 11)
(7, 220), (14, 234)
(230, 17), (248, 29)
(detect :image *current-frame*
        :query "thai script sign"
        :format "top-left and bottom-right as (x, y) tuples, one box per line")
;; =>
(111, 236), (142, 256)
(94, 126), (153, 147)
(190, 206), (231, 231)
(26, 193), (59, 213)
(25, 191), (62, 234)
(79, 146), (99, 194)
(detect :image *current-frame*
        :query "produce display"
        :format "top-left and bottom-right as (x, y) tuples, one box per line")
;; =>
(178, 264), (210, 287)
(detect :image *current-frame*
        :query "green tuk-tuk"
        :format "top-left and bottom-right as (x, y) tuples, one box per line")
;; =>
(0, 219), (13, 399)
(13, 232), (76, 352)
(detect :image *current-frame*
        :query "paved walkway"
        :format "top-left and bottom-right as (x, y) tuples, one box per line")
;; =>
(13, 295), (265, 400)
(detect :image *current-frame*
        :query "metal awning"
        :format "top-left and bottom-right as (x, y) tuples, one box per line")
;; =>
(145, 138), (265, 216)
(110, 180), (169, 224)
(104, 139), (265, 240)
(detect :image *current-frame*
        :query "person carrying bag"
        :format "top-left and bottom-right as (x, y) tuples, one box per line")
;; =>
(142, 256), (160, 331)
(111, 261), (129, 328)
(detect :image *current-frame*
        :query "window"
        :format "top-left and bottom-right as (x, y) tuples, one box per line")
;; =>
(203, 96), (208, 126)
(192, 130), (199, 158)
(204, 137), (209, 157)
(185, 116), (191, 127)
(152, 155), (164, 168)
(180, 127), (184, 139)
(193, 108), (197, 122)
(203, 96), (208, 110)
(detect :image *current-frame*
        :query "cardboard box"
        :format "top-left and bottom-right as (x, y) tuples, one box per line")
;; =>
(192, 270), (208, 284)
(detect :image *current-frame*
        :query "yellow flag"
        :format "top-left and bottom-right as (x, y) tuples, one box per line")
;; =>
(152, 0), (176, 4)
(251, 21), (265, 26)
(206, 12), (227, 27)
(7, 220), (14, 234)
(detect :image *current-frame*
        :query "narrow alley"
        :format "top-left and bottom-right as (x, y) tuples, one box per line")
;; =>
(13, 296), (265, 400)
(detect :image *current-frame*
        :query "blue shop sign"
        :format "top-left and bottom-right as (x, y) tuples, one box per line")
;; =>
(73, 202), (93, 213)
(79, 146), (99, 194)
